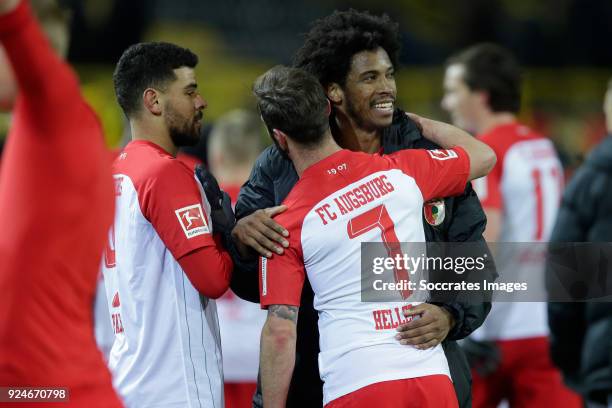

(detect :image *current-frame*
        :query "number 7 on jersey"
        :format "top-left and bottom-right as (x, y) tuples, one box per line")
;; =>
(347, 204), (411, 299)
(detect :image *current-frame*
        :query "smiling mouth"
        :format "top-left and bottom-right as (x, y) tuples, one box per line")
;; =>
(372, 101), (394, 113)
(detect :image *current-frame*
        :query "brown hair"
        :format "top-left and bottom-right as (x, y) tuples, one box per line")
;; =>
(253, 65), (329, 147)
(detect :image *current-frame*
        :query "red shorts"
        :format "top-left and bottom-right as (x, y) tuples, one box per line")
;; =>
(472, 336), (582, 408)
(326, 375), (458, 408)
(224, 382), (257, 408)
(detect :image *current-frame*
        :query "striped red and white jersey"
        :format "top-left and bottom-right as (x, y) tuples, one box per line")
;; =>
(473, 122), (563, 242)
(472, 122), (563, 341)
(259, 148), (470, 405)
(102, 140), (223, 408)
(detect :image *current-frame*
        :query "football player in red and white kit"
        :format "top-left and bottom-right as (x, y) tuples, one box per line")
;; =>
(0, 0), (121, 406)
(207, 110), (267, 407)
(442, 43), (582, 408)
(104, 43), (233, 407)
(254, 66), (496, 408)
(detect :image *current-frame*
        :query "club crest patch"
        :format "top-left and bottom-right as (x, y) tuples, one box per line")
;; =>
(424, 199), (445, 227)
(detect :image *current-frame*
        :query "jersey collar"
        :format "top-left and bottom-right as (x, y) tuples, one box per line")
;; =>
(300, 149), (354, 179)
(127, 140), (174, 157)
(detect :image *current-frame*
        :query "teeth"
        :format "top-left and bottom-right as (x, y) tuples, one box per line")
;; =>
(374, 102), (393, 109)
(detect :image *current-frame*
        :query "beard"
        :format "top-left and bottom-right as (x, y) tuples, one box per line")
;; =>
(345, 95), (371, 131)
(344, 91), (394, 133)
(165, 103), (202, 147)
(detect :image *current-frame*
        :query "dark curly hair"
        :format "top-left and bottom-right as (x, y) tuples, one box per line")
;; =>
(113, 42), (198, 118)
(293, 9), (400, 88)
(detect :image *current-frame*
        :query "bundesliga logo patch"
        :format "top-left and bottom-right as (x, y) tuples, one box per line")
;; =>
(175, 204), (210, 238)
(427, 149), (458, 161)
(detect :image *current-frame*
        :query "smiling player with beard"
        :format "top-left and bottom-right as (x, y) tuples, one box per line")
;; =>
(104, 42), (233, 408)
(227, 9), (496, 408)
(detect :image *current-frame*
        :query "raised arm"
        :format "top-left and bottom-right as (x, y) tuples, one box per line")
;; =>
(0, 0), (83, 117)
(0, 0), (108, 195)
(409, 113), (496, 180)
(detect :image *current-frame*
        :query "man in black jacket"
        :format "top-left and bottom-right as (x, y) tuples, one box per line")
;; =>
(547, 79), (612, 407)
(230, 10), (495, 407)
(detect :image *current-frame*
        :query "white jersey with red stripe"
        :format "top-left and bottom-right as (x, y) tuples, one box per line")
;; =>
(101, 140), (224, 408)
(94, 273), (114, 362)
(259, 148), (470, 405)
(471, 123), (563, 341)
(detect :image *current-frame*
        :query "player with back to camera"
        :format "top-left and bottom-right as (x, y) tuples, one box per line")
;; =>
(254, 65), (496, 408)
(231, 10), (497, 407)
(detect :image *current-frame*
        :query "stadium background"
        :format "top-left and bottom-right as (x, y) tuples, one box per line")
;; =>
(1, 0), (611, 171)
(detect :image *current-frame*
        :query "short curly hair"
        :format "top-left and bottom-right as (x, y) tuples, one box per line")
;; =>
(293, 9), (400, 88)
(113, 42), (198, 118)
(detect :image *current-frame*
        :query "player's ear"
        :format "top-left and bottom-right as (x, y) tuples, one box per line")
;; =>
(272, 129), (289, 151)
(143, 88), (162, 116)
(327, 83), (343, 105)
